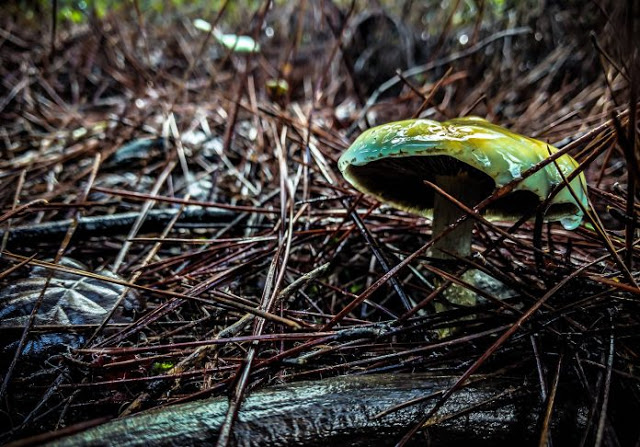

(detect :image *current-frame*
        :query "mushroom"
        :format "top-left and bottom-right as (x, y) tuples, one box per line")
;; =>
(193, 19), (261, 53)
(339, 117), (588, 308)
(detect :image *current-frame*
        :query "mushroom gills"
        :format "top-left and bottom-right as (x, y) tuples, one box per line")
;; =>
(344, 155), (557, 221)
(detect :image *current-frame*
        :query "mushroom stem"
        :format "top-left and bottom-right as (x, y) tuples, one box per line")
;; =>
(431, 174), (477, 318)
(431, 174), (475, 260)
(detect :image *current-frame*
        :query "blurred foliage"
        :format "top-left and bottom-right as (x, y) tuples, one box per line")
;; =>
(7, 0), (266, 26)
(9, 0), (511, 27)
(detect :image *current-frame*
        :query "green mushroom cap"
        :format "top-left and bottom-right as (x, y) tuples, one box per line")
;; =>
(339, 117), (589, 230)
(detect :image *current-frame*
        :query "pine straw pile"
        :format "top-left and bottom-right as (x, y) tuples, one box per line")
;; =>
(0, 1), (639, 445)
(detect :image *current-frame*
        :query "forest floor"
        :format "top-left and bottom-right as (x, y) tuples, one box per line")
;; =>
(0, 1), (639, 446)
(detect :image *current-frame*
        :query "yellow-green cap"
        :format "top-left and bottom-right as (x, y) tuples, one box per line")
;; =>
(339, 117), (588, 230)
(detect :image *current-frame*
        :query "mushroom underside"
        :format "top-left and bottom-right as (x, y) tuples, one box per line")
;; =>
(344, 155), (578, 220)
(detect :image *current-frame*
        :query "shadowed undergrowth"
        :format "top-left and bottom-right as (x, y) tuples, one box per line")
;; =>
(0, 1), (638, 445)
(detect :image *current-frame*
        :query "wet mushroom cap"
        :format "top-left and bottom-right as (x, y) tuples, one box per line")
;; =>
(339, 117), (589, 230)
